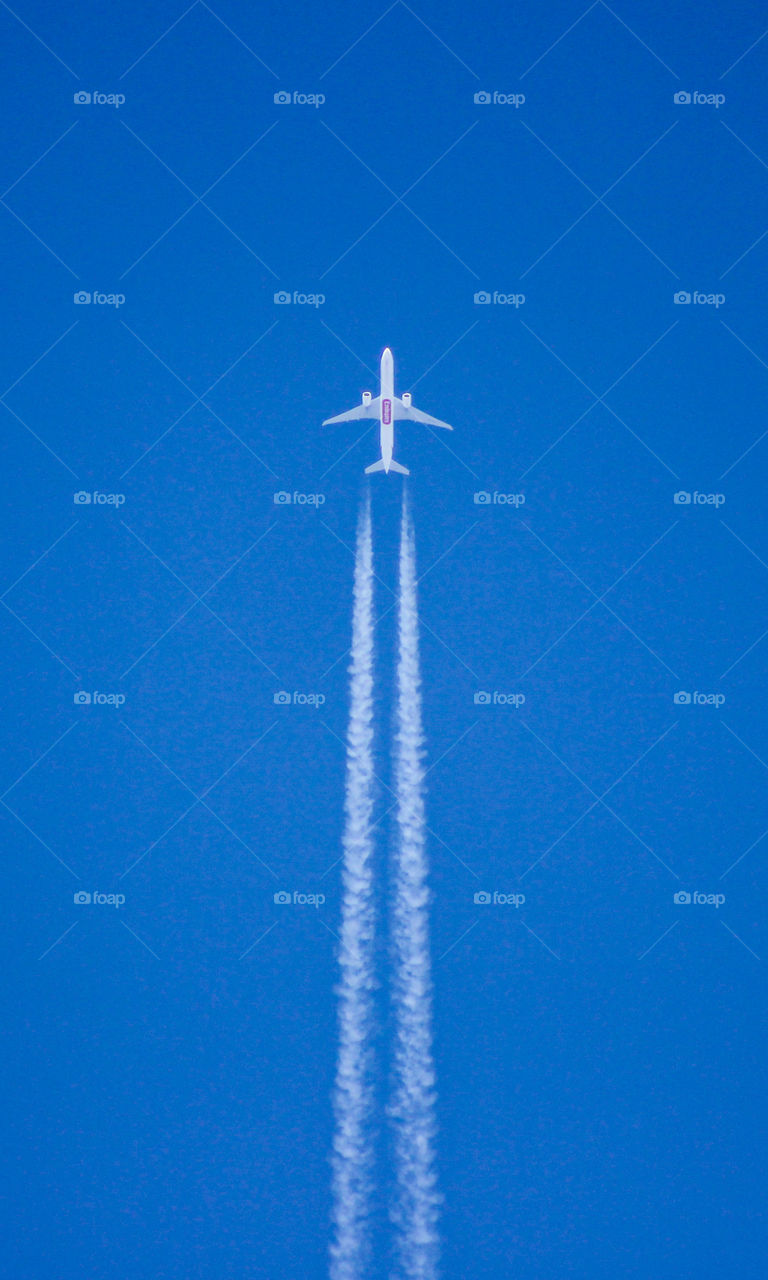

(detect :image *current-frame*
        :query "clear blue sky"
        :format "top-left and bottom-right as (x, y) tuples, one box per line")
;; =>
(3, 1), (767, 1276)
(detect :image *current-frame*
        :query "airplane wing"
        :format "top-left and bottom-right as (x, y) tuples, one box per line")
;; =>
(393, 397), (452, 430)
(323, 397), (380, 425)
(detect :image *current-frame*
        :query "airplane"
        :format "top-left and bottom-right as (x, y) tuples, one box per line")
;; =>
(322, 347), (452, 475)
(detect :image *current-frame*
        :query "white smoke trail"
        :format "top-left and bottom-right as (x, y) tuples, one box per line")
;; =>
(330, 492), (378, 1280)
(390, 493), (441, 1280)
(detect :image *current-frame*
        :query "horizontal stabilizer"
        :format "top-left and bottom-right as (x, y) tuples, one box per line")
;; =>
(364, 458), (409, 475)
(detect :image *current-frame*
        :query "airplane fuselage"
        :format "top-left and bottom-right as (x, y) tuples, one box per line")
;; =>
(379, 347), (394, 472)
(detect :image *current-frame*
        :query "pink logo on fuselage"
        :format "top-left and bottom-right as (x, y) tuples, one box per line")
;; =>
(382, 399), (391, 425)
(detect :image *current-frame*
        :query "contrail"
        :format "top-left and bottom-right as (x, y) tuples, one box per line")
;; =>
(330, 492), (378, 1280)
(390, 492), (441, 1280)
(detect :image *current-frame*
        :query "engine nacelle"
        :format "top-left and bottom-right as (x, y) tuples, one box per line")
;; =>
(362, 391), (372, 405)
(402, 392), (412, 406)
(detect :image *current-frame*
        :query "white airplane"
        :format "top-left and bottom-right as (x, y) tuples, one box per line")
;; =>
(322, 347), (452, 474)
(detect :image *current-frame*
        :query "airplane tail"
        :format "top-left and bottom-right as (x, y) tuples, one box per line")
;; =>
(364, 459), (410, 476)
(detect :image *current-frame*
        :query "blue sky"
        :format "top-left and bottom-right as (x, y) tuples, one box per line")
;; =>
(3, 1), (768, 1276)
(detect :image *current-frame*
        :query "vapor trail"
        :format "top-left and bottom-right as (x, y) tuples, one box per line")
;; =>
(330, 492), (378, 1280)
(390, 493), (441, 1280)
